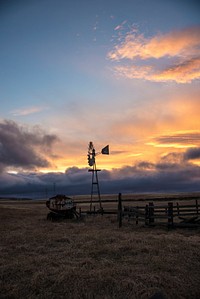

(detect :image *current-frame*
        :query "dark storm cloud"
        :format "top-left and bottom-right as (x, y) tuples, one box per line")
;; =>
(0, 120), (58, 172)
(137, 161), (155, 170)
(160, 152), (183, 164)
(0, 167), (92, 198)
(1, 160), (200, 198)
(103, 161), (200, 194)
(184, 147), (200, 161)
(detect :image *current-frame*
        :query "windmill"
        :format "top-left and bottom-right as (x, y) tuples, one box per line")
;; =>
(87, 142), (109, 211)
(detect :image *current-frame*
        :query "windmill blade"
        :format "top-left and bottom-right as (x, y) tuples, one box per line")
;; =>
(88, 141), (94, 152)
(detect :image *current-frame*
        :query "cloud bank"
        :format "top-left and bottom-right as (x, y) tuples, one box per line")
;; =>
(0, 120), (58, 173)
(1, 159), (200, 198)
(108, 26), (200, 83)
(1, 145), (200, 198)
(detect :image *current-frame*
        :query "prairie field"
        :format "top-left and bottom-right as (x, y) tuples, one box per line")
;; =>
(0, 197), (200, 299)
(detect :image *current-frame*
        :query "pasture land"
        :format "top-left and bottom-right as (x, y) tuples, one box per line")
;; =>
(0, 197), (200, 299)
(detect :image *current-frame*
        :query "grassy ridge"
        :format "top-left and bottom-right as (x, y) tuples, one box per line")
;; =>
(0, 200), (200, 299)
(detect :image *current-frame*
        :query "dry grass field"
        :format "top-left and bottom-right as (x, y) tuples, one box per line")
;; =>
(0, 198), (200, 299)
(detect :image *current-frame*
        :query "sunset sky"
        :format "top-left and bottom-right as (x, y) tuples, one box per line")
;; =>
(0, 0), (200, 197)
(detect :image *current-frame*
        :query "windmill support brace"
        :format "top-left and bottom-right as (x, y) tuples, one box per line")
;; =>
(88, 164), (101, 211)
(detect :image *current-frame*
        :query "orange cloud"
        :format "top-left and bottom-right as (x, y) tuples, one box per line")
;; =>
(101, 90), (200, 166)
(41, 88), (200, 171)
(108, 26), (200, 60)
(152, 57), (200, 83)
(114, 57), (200, 83)
(108, 26), (200, 83)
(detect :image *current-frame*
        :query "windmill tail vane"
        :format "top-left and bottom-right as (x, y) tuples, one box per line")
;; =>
(101, 145), (109, 155)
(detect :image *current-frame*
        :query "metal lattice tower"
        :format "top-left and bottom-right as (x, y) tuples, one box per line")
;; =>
(89, 161), (101, 211)
(87, 142), (109, 211)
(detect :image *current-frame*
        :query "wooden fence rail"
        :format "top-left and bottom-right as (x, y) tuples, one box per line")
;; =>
(119, 194), (200, 228)
(77, 193), (200, 228)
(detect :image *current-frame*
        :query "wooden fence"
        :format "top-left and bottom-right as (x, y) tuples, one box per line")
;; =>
(118, 193), (200, 228)
(75, 192), (200, 228)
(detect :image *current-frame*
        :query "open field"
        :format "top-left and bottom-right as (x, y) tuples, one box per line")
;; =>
(0, 197), (200, 299)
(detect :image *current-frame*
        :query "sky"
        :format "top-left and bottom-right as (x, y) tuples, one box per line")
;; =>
(0, 0), (200, 197)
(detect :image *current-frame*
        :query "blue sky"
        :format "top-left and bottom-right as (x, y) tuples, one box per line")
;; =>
(0, 0), (200, 197)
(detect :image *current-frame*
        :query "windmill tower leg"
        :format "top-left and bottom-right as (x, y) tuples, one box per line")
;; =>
(90, 162), (101, 211)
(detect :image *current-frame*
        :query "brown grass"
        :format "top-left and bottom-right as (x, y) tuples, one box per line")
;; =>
(0, 199), (200, 299)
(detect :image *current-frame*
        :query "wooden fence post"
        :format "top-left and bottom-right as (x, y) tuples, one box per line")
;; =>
(168, 202), (174, 228)
(176, 202), (180, 216)
(118, 193), (122, 228)
(149, 202), (154, 224)
(196, 200), (199, 215)
(145, 204), (149, 225)
(136, 206), (138, 225)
